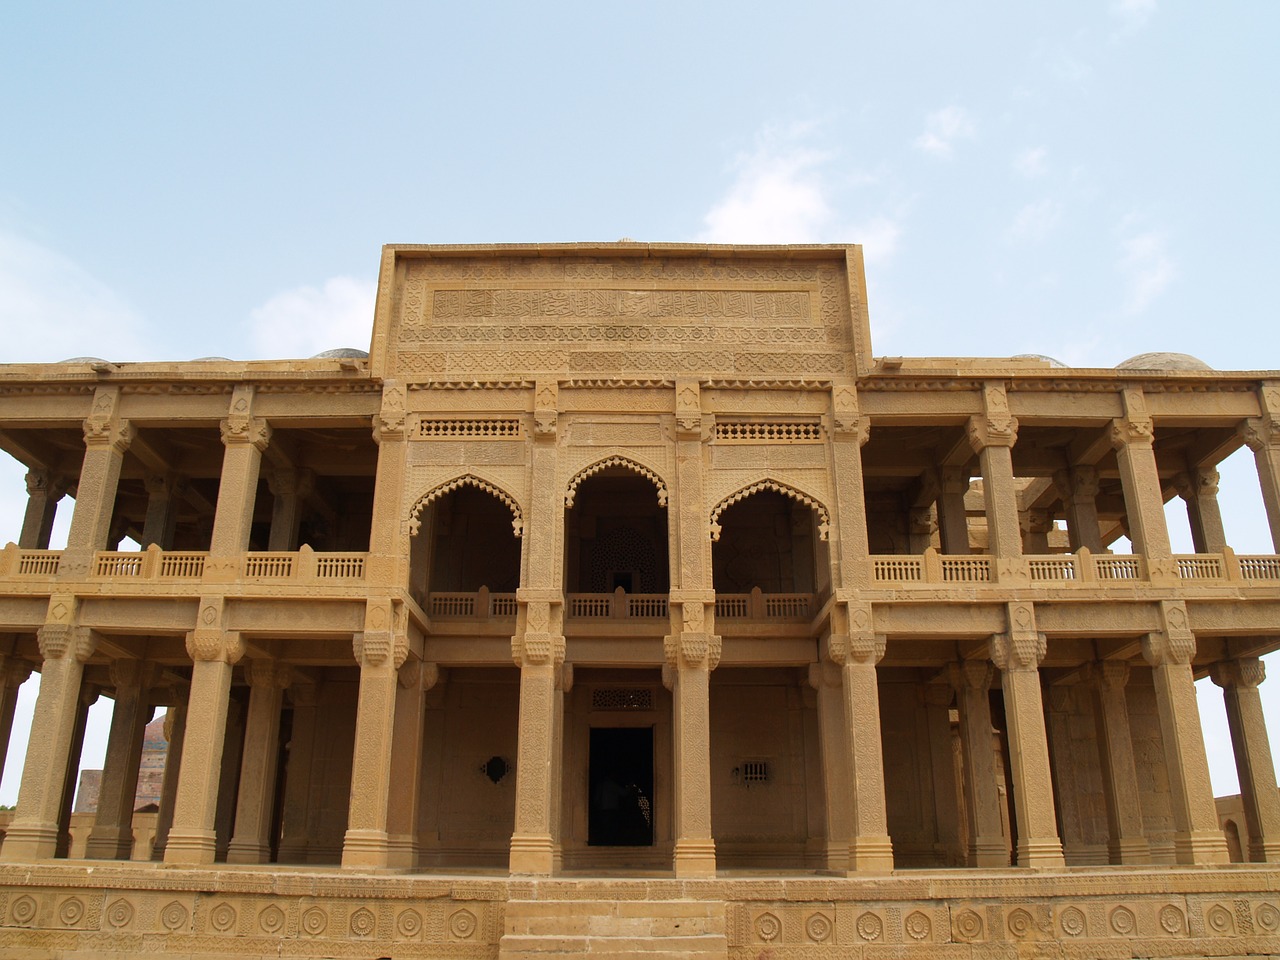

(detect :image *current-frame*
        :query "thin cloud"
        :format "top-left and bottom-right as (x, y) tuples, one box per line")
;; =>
(1110, 0), (1157, 34)
(849, 216), (903, 268)
(1007, 198), (1063, 243)
(913, 106), (975, 159)
(246, 276), (377, 360)
(0, 231), (150, 363)
(1117, 223), (1175, 315)
(1013, 146), (1049, 179)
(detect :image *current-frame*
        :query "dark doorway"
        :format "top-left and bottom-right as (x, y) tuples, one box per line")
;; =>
(588, 727), (654, 846)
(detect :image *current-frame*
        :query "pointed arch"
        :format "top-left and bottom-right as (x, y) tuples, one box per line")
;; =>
(709, 478), (830, 542)
(565, 455), (668, 509)
(408, 474), (523, 538)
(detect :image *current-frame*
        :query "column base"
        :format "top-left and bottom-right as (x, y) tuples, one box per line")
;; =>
(275, 839), (309, 864)
(385, 835), (419, 869)
(84, 827), (136, 861)
(0, 821), (59, 862)
(509, 833), (556, 875)
(1015, 837), (1066, 868)
(1174, 830), (1230, 865)
(673, 838), (717, 877)
(1109, 836), (1151, 865)
(225, 839), (272, 864)
(341, 828), (390, 869)
(163, 829), (218, 865)
(823, 839), (849, 873)
(847, 835), (894, 873)
(1248, 839), (1280, 863)
(967, 838), (1009, 868)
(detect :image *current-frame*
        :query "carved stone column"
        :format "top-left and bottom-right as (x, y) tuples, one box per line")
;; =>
(150, 699), (187, 861)
(164, 606), (243, 865)
(386, 660), (438, 868)
(665, 595), (719, 878)
(276, 683), (319, 864)
(210, 409), (271, 557)
(266, 468), (312, 552)
(923, 684), (962, 864)
(1090, 661), (1150, 864)
(0, 654), (33, 787)
(1241, 384), (1280, 551)
(1020, 508), (1053, 554)
(937, 467), (972, 554)
(827, 609), (893, 872)
(991, 603), (1064, 867)
(56, 683), (98, 859)
(828, 384), (871, 585)
(950, 660), (1007, 866)
(1110, 389), (1172, 561)
(1174, 468), (1227, 554)
(1140, 601), (1229, 863)
(1054, 465), (1103, 552)
(808, 661), (851, 872)
(1, 597), (96, 861)
(226, 659), (292, 863)
(66, 391), (134, 565)
(510, 605), (566, 875)
(342, 599), (408, 868)
(19, 469), (66, 550)
(141, 474), (182, 549)
(1211, 657), (1280, 862)
(86, 659), (155, 860)
(968, 383), (1022, 561)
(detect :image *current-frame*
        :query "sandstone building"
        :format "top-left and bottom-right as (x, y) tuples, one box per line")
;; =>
(0, 242), (1277, 957)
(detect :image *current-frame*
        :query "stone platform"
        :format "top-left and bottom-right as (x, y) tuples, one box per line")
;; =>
(0, 863), (1277, 958)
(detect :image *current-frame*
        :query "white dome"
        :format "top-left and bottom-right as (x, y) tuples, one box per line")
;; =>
(1116, 352), (1212, 371)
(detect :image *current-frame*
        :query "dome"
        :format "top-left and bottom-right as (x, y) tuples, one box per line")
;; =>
(1011, 354), (1068, 368)
(59, 356), (108, 363)
(192, 356), (232, 362)
(1116, 352), (1212, 371)
(311, 348), (369, 359)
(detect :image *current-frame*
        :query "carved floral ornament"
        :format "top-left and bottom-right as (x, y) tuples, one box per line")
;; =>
(709, 479), (830, 541)
(408, 474), (524, 537)
(565, 455), (668, 508)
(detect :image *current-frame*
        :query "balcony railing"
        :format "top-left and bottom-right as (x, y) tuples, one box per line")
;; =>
(715, 588), (814, 621)
(0, 544), (367, 583)
(429, 588), (517, 620)
(566, 591), (670, 620)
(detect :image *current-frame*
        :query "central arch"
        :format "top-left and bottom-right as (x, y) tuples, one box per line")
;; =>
(709, 478), (830, 542)
(565, 455), (668, 509)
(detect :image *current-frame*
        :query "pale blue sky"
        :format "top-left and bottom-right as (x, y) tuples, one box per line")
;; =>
(1, 3), (1277, 805)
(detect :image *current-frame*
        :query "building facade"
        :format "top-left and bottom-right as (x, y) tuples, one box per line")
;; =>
(0, 243), (1277, 958)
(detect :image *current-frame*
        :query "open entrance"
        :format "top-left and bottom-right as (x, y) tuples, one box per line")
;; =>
(588, 727), (654, 846)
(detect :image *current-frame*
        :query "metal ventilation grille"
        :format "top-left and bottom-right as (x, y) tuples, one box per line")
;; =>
(591, 688), (654, 711)
(715, 420), (823, 442)
(418, 418), (522, 438)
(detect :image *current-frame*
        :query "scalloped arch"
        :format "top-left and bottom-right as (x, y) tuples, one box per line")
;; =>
(408, 474), (524, 538)
(565, 455), (668, 508)
(709, 478), (830, 542)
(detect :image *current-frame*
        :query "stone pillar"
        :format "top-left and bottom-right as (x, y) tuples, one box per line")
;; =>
(386, 661), (437, 868)
(1054, 465), (1103, 552)
(150, 700), (187, 861)
(991, 603), (1064, 867)
(276, 683), (319, 863)
(56, 684), (98, 858)
(1174, 468), (1227, 554)
(211, 408), (271, 557)
(968, 383), (1022, 560)
(342, 599), (408, 868)
(827, 612), (893, 871)
(665, 596), (719, 877)
(1140, 601), (1229, 863)
(0, 655), (33, 787)
(1020, 508), (1052, 554)
(164, 611), (243, 865)
(950, 661), (1007, 866)
(923, 684), (962, 864)
(1240, 386), (1280, 551)
(226, 660), (291, 863)
(141, 474), (182, 549)
(1, 598), (96, 861)
(1090, 661), (1150, 863)
(19, 469), (66, 550)
(86, 659), (155, 860)
(267, 468), (311, 552)
(1110, 390), (1172, 561)
(66, 394), (134, 566)
(1211, 658), (1280, 862)
(808, 661), (850, 872)
(828, 382), (871, 587)
(907, 506), (937, 554)
(213, 692), (247, 860)
(938, 467), (972, 554)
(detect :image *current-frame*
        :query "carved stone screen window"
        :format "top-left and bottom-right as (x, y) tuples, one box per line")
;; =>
(591, 688), (654, 711)
(418, 417), (522, 439)
(715, 419), (823, 443)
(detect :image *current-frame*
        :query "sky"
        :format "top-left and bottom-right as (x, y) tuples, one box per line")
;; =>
(0, 2), (1278, 807)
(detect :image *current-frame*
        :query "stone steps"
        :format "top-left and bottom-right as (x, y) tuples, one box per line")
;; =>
(499, 898), (727, 960)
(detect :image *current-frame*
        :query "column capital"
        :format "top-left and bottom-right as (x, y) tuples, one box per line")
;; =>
(1142, 600), (1196, 666)
(186, 629), (244, 664)
(940, 465), (971, 496)
(950, 659), (993, 693)
(108, 658), (154, 691)
(1240, 416), (1280, 453)
(807, 660), (841, 690)
(968, 413), (1018, 451)
(1020, 507), (1053, 536)
(1111, 416), (1154, 449)
(825, 631), (886, 666)
(1092, 659), (1131, 692)
(511, 632), (566, 667)
(664, 631), (722, 670)
(0, 656), (33, 689)
(245, 658), (292, 690)
(1210, 656), (1265, 690)
(220, 416), (271, 450)
(831, 381), (869, 443)
(82, 417), (134, 452)
(990, 602), (1044, 671)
